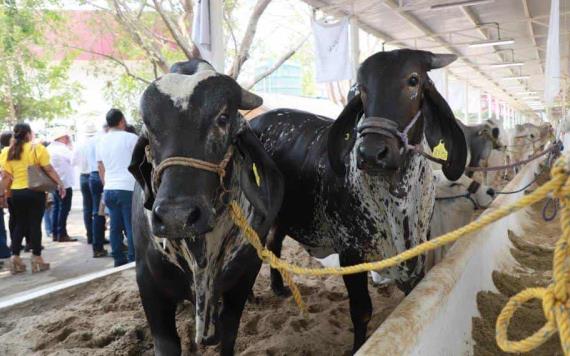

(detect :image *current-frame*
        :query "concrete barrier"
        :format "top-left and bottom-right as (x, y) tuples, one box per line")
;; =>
(0, 262), (134, 312)
(357, 160), (541, 356)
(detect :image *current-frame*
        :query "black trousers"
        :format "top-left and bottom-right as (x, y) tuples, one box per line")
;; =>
(11, 189), (45, 256)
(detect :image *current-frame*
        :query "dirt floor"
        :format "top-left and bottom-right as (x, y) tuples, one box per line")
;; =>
(472, 198), (563, 356)
(0, 191), (114, 301)
(0, 237), (404, 356)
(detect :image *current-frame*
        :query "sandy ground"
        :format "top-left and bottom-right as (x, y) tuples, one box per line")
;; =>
(0, 237), (404, 356)
(0, 191), (114, 300)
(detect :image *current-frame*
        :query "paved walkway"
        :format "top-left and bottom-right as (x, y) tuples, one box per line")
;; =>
(0, 190), (115, 300)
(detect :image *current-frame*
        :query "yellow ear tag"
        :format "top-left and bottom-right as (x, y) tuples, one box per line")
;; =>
(433, 140), (448, 161)
(252, 163), (261, 187)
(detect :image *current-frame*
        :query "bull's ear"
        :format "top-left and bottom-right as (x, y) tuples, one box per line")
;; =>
(235, 123), (284, 232)
(239, 88), (263, 110)
(328, 94), (363, 176)
(427, 53), (457, 70)
(128, 135), (154, 210)
(422, 81), (467, 181)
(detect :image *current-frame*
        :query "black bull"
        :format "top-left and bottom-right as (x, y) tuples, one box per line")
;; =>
(250, 49), (467, 353)
(129, 60), (284, 355)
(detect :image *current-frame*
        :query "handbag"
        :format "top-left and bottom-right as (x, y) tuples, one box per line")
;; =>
(28, 144), (58, 192)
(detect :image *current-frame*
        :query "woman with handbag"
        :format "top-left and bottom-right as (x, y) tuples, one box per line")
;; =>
(0, 123), (66, 274)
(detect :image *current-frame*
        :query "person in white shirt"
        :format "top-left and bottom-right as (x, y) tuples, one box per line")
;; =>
(84, 125), (109, 258)
(97, 109), (138, 266)
(73, 124), (99, 248)
(48, 130), (76, 243)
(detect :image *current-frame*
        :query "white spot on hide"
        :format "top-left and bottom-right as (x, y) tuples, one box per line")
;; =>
(155, 71), (218, 111)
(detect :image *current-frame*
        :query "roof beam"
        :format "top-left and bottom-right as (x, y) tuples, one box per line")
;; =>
(381, 0), (530, 113)
(522, 0), (544, 74)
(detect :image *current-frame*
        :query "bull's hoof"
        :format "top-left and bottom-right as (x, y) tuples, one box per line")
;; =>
(271, 285), (292, 297)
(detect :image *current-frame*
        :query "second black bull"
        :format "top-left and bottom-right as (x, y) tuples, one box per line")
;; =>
(250, 49), (468, 352)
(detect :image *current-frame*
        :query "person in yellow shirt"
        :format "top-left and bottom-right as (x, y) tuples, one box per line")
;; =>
(0, 123), (66, 274)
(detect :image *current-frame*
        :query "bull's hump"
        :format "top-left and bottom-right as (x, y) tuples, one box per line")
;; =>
(155, 71), (218, 111)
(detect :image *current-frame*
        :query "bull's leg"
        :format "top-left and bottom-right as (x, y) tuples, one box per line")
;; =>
(219, 260), (262, 356)
(267, 226), (291, 297)
(340, 251), (372, 354)
(136, 265), (181, 356)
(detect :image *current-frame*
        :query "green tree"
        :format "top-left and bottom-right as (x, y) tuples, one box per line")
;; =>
(0, 0), (79, 125)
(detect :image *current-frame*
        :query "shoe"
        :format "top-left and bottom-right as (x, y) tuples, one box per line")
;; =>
(93, 250), (109, 258)
(58, 235), (78, 242)
(31, 256), (50, 273)
(10, 256), (27, 274)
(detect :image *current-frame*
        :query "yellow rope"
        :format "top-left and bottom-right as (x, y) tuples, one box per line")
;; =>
(229, 156), (570, 355)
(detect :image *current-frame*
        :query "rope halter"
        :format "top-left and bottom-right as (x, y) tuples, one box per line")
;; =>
(146, 145), (234, 193)
(357, 110), (422, 150)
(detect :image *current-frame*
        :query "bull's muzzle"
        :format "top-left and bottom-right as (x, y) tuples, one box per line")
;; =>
(152, 197), (214, 238)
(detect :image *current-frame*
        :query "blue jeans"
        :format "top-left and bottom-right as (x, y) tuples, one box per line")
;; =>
(0, 209), (10, 258)
(80, 174), (93, 242)
(52, 188), (73, 239)
(104, 190), (134, 266)
(89, 172), (106, 252)
(43, 204), (53, 237)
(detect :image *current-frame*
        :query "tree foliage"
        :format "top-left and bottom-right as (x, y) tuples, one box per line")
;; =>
(0, 0), (79, 125)
(65, 0), (308, 115)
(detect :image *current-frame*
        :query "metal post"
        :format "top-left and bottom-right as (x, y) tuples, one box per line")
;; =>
(349, 16), (360, 80)
(464, 81), (469, 123)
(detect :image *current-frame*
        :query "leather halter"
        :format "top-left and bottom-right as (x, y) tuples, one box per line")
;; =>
(146, 145), (234, 193)
(435, 180), (482, 209)
(357, 110), (422, 150)
(356, 111), (449, 167)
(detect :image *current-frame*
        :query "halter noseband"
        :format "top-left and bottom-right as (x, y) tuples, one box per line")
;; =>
(146, 145), (234, 193)
(357, 110), (422, 150)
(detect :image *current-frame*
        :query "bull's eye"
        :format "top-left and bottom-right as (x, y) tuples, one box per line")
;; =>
(217, 114), (229, 127)
(408, 74), (419, 87)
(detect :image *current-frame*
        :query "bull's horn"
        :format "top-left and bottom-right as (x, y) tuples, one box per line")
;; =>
(429, 53), (457, 69)
(239, 88), (263, 110)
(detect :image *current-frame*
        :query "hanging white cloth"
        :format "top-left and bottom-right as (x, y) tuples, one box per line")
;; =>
(192, 0), (212, 62)
(544, 0), (560, 105)
(312, 18), (353, 83)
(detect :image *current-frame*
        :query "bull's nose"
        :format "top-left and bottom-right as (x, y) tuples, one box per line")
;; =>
(376, 145), (388, 162)
(186, 205), (202, 226)
(152, 205), (168, 236)
(358, 143), (391, 168)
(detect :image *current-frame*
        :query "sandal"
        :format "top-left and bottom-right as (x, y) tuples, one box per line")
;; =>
(10, 256), (27, 274)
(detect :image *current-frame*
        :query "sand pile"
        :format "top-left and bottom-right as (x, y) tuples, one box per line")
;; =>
(472, 200), (563, 356)
(0, 239), (403, 356)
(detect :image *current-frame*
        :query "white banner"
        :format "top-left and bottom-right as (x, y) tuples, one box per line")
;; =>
(544, 0), (560, 105)
(312, 18), (353, 83)
(192, 0), (212, 62)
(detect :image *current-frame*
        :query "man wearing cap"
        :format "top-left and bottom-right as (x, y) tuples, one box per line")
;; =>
(48, 129), (76, 242)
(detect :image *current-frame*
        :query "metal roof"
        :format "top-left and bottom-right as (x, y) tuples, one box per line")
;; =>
(303, 0), (570, 115)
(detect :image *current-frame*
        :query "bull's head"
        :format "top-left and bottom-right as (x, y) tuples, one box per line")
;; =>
(328, 49), (468, 181)
(129, 60), (284, 344)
